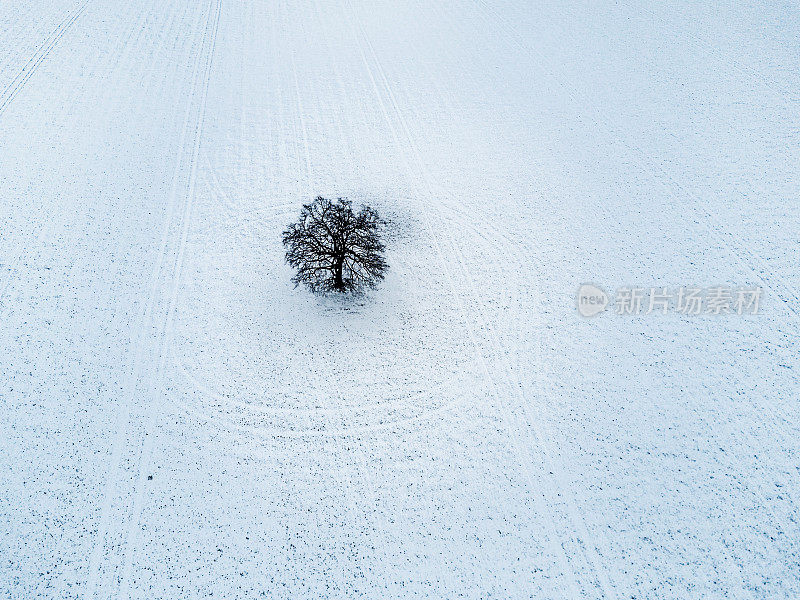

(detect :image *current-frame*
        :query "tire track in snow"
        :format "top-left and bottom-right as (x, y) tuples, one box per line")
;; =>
(0, 0), (90, 311)
(314, 6), (508, 585)
(317, 7), (466, 591)
(402, 3), (645, 595)
(339, 3), (538, 593)
(82, 3), (183, 597)
(458, 0), (798, 589)
(116, 0), (222, 595)
(169, 180), (461, 436)
(169, 0), (470, 441)
(66, 1), (188, 588)
(0, 0), (91, 119)
(83, 1), (221, 597)
(278, 4), (385, 584)
(459, 0), (800, 586)
(276, 2), (367, 587)
(467, 0), (800, 526)
(0, 0), (145, 317)
(342, 1), (615, 597)
(287, 1), (468, 589)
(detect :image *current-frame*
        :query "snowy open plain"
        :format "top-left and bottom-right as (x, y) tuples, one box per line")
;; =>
(1, 0), (799, 598)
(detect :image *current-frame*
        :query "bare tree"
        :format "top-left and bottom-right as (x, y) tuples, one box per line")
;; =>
(282, 197), (388, 294)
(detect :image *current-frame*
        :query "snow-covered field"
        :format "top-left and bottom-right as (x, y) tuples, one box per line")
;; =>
(1, 1), (799, 598)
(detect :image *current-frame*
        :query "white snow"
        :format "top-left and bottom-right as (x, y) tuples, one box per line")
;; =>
(1, 0), (799, 598)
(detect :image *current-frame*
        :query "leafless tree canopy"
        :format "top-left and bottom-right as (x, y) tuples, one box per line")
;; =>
(282, 197), (388, 294)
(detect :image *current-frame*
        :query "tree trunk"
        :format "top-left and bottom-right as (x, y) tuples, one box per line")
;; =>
(333, 259), (345, 291)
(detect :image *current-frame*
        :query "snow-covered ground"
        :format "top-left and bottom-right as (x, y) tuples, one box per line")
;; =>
(1, 1), (799, 598)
